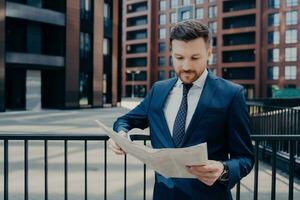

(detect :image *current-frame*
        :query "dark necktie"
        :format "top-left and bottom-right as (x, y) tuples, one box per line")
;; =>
(172, 83), (193, 147)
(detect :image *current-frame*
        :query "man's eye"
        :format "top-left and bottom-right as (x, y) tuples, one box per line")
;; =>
(176, 57), (183, 60)
(192, 57), (200, 60)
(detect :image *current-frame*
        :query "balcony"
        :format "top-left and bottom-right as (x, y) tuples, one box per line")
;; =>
(127, 29), (147, 40)
(222, 49), (255, 63)
(223, 14), (255, 29)
(127, 1), (147, 13)
(223, 32), (256, 46)
(6, 2), (65, 26)
(127, 16), (147, 27)
(126, 44), (147, 54)
(126, 57), (147, 68)
(222, 67), (255, 80)
(223, 0), (256, 13)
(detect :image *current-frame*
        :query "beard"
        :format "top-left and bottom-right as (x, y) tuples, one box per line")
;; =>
(177, 70), (199, 84)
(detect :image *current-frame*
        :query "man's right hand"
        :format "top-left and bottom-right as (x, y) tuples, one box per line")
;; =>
(108, 131), (127, 155)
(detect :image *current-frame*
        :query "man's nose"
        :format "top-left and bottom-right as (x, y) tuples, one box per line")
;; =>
(182, 60), (192, 71)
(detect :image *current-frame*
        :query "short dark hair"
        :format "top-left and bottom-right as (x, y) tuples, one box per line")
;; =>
(170, 19), (211, 46)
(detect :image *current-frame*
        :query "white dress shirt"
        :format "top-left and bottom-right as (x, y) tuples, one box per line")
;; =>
(163, 69), (208, 136)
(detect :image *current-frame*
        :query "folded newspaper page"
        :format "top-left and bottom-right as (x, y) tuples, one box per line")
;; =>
(95, 120), (208, 178)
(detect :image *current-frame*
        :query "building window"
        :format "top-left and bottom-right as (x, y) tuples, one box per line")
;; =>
(103, 38), (109, 55)
(183, 0), (190, 6)
(104, 3), (110, 19)
(158, 57), (166, 67)
(208, 21), (217, 33)
(159, 14), (166, 25)
(208, 6), (217, 18)
(286, 29), (298, 43)
(286, 11), (298, 25)
(285, 47), (297, 61)
(158, 71), (165, 80)
(285, 65), (297, 80)
(160, 0), (166, 10)
(171, 12), (177, 23)
(159, 28), (166, 39)
(169, 70), (176, 78)
(286, 0), (298, 7)
(171, 0), (178, 8)
(268, 31), (280, 44)
(196, 8), (204, 19)
(268, 0), (280, 8)
(181, 11), (191, 20)
(196, 0), (204, 4)
(169, 56), (173, 67)
(268, 13), (280, 27)
(208, 53), (216, 65)
(268, 49), (280, 62)
(268, 66), (279, 80)
(158, 42), (166, 53)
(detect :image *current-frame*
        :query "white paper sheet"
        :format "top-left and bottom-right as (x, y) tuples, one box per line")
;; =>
(95, 120), (208, 178)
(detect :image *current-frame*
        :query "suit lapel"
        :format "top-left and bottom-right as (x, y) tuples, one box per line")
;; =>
(179, 72), (218, 147)
(157, 78), (178, 147)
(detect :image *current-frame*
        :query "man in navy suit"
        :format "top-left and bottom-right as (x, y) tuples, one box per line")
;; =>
(110, 20), (254, 200)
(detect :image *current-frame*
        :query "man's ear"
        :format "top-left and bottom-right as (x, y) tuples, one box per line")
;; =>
(207, 47), (212, 58)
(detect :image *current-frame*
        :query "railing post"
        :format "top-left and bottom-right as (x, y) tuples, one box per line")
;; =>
(124, 154), (127, 200)
(271, 141), (277, 200)
(254, 140), (259, 200)
(236, 182), (240, 200)
(44, 140), (48, 200)
(24, 140), (29, 200)
(288, 140), (295, 200)
(4, 140), (8, 200)
(143, 140), (147, 200)
(104, 140), (107, 200)
(64, 140), (68, 200)
(84, 140), (88, 200)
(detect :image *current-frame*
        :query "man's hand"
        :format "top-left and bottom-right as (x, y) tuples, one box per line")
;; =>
(108, 131), (127, 155)
(186, 160), (224, 186)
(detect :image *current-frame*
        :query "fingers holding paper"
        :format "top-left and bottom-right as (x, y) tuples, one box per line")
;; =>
(186, 160), (224, 186)
(108, 131), (127, 155)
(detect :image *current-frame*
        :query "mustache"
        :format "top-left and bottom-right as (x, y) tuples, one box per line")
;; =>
(180, 70), (195, 73)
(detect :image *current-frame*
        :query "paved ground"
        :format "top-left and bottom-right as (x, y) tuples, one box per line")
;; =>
(0, 98), (299, 200)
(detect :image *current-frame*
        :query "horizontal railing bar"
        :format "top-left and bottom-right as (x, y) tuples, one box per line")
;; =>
(0, 134), (109, 140)
(0, 134), (299, 141)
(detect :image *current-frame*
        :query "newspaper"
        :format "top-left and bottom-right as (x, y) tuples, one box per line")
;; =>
(95, 120), (208, 178)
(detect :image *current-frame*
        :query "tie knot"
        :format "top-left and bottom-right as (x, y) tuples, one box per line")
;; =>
(182, 83), (193, 95)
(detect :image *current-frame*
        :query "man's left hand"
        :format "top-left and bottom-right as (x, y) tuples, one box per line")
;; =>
(186, 160), (224, 186)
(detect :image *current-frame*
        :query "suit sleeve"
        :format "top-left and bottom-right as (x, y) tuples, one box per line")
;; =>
(225, 87), (254, 190)
(113, 85), (154, 133)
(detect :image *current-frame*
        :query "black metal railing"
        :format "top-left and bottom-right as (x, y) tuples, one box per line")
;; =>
(1, 133), (299, 200)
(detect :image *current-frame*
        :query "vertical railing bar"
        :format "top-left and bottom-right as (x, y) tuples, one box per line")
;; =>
(254, 140), (259, 200)
(236, 182), (240, 200)
(288, 140), (295, 200)
(64, 140), (68, 200)
(104, 140), (107, 200)
(271, 141), (276, 200)
(85, 140), (88, 200)
(24, 140), (28, 200)
(4, 140), (9, 200)
(124, 154), (127, 200)
(143, 140), (146, 200)
(44, 140), (48, 200)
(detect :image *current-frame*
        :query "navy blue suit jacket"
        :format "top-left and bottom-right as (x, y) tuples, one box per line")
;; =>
(113, 72), (254, 200)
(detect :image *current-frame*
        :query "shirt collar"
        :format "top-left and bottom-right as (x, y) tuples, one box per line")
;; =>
(175, 69), (208, 88)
